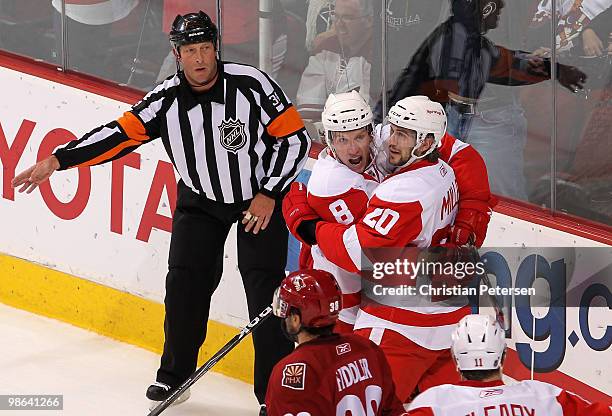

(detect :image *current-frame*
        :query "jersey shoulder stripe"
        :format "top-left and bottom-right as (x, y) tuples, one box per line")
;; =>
(375, 164), (444, 204)
(309, 151), (370, 197)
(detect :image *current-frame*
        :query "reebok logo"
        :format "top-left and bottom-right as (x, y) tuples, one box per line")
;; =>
(336, 343), (351, 355)
(480, 389), (504, 398)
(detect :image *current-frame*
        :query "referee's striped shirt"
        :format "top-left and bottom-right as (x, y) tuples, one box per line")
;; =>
(54, 62), (311, 203)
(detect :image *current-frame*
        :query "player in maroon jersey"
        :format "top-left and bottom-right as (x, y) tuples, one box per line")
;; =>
(265, 269), (407, 416)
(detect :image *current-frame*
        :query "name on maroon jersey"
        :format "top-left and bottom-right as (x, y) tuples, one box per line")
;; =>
(335, 358), (373, 392)
(441, 180), (459, 221)
(465, 403), (535, 416)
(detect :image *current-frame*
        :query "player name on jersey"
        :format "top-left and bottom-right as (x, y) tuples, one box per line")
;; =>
(441, 178), (459, 222)
(465, 403), (536, 416)
(335, 358), (373, 392)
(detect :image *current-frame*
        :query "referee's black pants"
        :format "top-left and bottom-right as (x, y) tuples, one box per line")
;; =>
(156, 181), (294, 403)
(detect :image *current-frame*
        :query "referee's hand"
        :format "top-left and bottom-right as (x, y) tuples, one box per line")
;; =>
(242, 193), (275, 235)
(12, 155), (60, 194)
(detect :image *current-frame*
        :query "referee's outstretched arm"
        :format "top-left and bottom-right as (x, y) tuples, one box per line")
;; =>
(12, 65), (312, 208)
(11, 106), (156, 193)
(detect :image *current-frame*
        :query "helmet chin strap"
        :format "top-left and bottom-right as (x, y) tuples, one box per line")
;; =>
(327, 132), (339, 159)
(363, 145), (378, 174)
(175, 49), (181, 73)
(281, 319), (301, 343)
(190, 69), (218, 88)
(392, 132), (432, 170)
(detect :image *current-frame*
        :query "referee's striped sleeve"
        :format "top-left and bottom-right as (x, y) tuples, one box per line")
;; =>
(53, 113), (150, 170)
(53, 78), (173, 170)
(260, 105), (311, 197)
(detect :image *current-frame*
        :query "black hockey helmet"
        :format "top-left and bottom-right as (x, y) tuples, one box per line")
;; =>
(169, 11), (218, 50)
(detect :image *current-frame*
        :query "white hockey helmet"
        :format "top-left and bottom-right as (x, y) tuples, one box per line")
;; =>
(387, 95), (447, 163)
(322, 91), (373, 148)
(451, 314), (506, 371)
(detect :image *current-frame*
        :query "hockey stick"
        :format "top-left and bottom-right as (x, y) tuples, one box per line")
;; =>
(147, 305), (274, 416)
(422, 245), (509, 333)
(478, 264), (511, 333)
(469, 247), (511, 334)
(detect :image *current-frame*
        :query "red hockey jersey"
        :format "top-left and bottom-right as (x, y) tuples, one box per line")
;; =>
(315, 157), (470, 349)
(265, 333), (407, 416)
(315, 158), (459, 272)
(306, 148), (381, 327)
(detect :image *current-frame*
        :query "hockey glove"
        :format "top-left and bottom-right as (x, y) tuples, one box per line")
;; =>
(282, 182), (319, 245)
(450, 207), (491, 248)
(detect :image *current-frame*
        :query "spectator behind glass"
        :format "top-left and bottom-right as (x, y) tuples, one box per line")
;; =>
(305, 0), (335, 54)
(562, 5), (611, 224)
(376, 0), (587, 200)
(296, 0), (375, 140)
(51, 0), (140, 78)
(580, 3), (612, 56)
(304, 0), (447, 85)
(529, 0), (612, 53)
(521, 1), (611, 223)
(299, 0), (448, 142)
(156, 0), (289, 83)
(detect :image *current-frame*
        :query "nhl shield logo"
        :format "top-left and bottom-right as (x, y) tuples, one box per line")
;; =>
(219, 118), (247, 153)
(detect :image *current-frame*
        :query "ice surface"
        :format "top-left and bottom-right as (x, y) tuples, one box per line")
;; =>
(0, 303), (260, 415)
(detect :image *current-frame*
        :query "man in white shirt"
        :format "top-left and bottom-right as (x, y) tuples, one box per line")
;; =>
(296, 0), (374, 128)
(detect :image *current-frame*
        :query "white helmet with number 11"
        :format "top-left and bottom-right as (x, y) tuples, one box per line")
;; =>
(451, 314), (506, 371)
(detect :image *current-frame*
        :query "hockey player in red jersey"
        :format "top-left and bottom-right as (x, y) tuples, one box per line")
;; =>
(407, 314), (611, 416)
(265, 269), (407, 416)
(374, 112), (496, 248)
(284, 96), (473, 403)
(292, 92), (494, 333)
(301, 91), (383, 333)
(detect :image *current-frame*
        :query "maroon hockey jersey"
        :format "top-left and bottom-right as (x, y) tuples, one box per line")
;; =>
(266, 333), (406, 416)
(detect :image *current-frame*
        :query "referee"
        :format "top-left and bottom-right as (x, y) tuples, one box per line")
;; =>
(12, 11), (310, 415)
